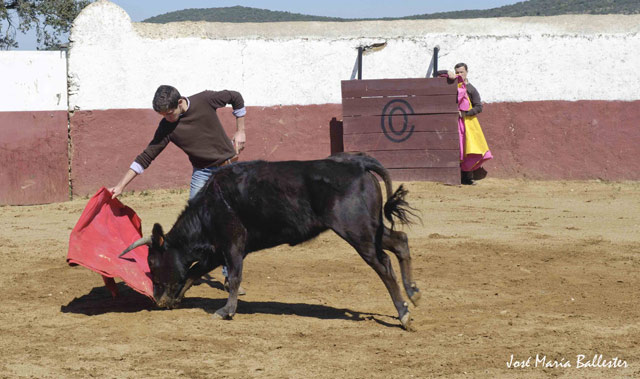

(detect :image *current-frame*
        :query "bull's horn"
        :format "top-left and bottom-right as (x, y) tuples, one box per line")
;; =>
(119, 236), (152, 257)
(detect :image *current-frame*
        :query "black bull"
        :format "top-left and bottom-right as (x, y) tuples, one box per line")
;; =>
(121, 153), (421, 330)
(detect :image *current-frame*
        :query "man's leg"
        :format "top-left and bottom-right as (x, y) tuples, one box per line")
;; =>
(190, 167), (215, 200)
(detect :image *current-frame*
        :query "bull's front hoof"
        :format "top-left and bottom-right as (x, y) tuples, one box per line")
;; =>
(213, 309), (234, 320)
(400, 312), (415, 332)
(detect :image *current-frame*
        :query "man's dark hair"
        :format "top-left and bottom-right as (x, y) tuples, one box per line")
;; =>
(153, 85), (181, 112)
(454, 62), (468, 71)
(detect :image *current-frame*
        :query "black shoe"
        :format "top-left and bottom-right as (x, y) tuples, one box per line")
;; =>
(461, 171), (475, 185)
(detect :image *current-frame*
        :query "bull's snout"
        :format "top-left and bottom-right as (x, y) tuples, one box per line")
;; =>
(154, 293), (181, 309)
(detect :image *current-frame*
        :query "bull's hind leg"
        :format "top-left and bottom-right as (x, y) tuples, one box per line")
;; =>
(333, 227), (412, 330)
(382, 227), (421, 306)
(330, 176), (413, 330)
(358, 242), (413, 330)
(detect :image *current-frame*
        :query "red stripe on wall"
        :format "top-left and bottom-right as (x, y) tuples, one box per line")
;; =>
(69, 100), (640, 198)
(0, 111), (69, 205)
(480, 100), (640, 180)
(69, 104), (342, 197)
(5, 100), (635, 204)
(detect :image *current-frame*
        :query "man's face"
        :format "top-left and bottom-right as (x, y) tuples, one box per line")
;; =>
(158, 99), (184, 123)
(158, 106), (181, 123)
(455, 66), (468, 82)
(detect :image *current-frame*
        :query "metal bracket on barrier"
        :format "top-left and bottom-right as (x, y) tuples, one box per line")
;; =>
(355, 42), (387, 80)
(426, 45), (440, 78)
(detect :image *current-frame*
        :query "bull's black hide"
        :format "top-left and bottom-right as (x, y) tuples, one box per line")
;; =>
(122, 153), (421, 330)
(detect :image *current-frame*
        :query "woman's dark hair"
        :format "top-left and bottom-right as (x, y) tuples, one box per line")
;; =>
(454, 62), (468, 71)
(152, 85), (181, 112)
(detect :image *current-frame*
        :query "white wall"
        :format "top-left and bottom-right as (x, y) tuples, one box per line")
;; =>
(0, 51), (68, 112)
(68, 0), (640, 110)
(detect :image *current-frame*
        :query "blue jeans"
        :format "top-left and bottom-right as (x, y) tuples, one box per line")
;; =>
(190, 166), (219, 200)
(189, 166), (228, 278)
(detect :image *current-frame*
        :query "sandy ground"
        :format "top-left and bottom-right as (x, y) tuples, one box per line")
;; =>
(0, 179), (638, 378)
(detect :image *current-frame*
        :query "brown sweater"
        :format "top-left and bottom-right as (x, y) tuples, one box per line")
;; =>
(135, 90), (244, 169)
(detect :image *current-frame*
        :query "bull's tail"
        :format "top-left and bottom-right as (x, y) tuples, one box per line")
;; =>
(384, 184), (418, 230)
(331, 152), (419, 230)
(366, 159), (419, 230)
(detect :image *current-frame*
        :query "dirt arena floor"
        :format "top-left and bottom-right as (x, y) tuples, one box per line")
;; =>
(1, 179), (638, 378)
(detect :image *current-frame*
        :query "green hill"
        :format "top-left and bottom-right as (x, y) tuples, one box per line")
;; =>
(143, 6), (349, 23)
(404, 0), (640, 19)
(143, 0), (640, 23)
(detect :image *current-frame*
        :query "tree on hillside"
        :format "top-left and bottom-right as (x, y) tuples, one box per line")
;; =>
(1, 0), (91, 50)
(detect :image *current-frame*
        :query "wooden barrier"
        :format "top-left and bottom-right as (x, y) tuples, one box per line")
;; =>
(341, 78), (460, 184)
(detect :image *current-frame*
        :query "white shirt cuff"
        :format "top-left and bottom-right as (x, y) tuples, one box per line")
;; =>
(233, 107), (246, 118)
(130, 161), (144, 175)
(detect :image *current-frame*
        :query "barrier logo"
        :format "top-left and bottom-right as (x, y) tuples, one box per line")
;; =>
(380, 99), (415, 143)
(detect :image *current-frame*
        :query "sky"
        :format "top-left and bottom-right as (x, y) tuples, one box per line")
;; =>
(110, 0), (523, 21)
(9, 0), (522, 50)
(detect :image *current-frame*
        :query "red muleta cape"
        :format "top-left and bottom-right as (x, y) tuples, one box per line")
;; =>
(67, 187), (153, 299)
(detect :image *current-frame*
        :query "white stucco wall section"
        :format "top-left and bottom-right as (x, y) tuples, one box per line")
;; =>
(68, 0), (640, 110)
(0, 51), (68, 112)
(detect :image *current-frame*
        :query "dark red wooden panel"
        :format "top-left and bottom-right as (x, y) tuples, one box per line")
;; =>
(343, 132), (459, 151)
(342, 78), (455, 98)
(359, 150), (459, 169)
(342, 95), (457, 117)
(342, 113), (458, 134)
(340, 78), (461, 184)
(389, 168), (461, 185)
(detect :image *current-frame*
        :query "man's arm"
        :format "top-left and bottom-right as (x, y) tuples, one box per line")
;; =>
(206, 90), (247, 155)
(232, 115), (246, 154)
(108, 123), (171, 198)
(109, 168), (138, 199)
(435, 70), (456, 79)
(206, 90), (245, 111)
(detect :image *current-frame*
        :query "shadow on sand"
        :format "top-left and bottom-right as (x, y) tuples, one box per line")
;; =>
(61, 278), (400, 329)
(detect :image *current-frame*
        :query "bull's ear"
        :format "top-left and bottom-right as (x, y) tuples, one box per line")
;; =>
(151, 223), (165, 248)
